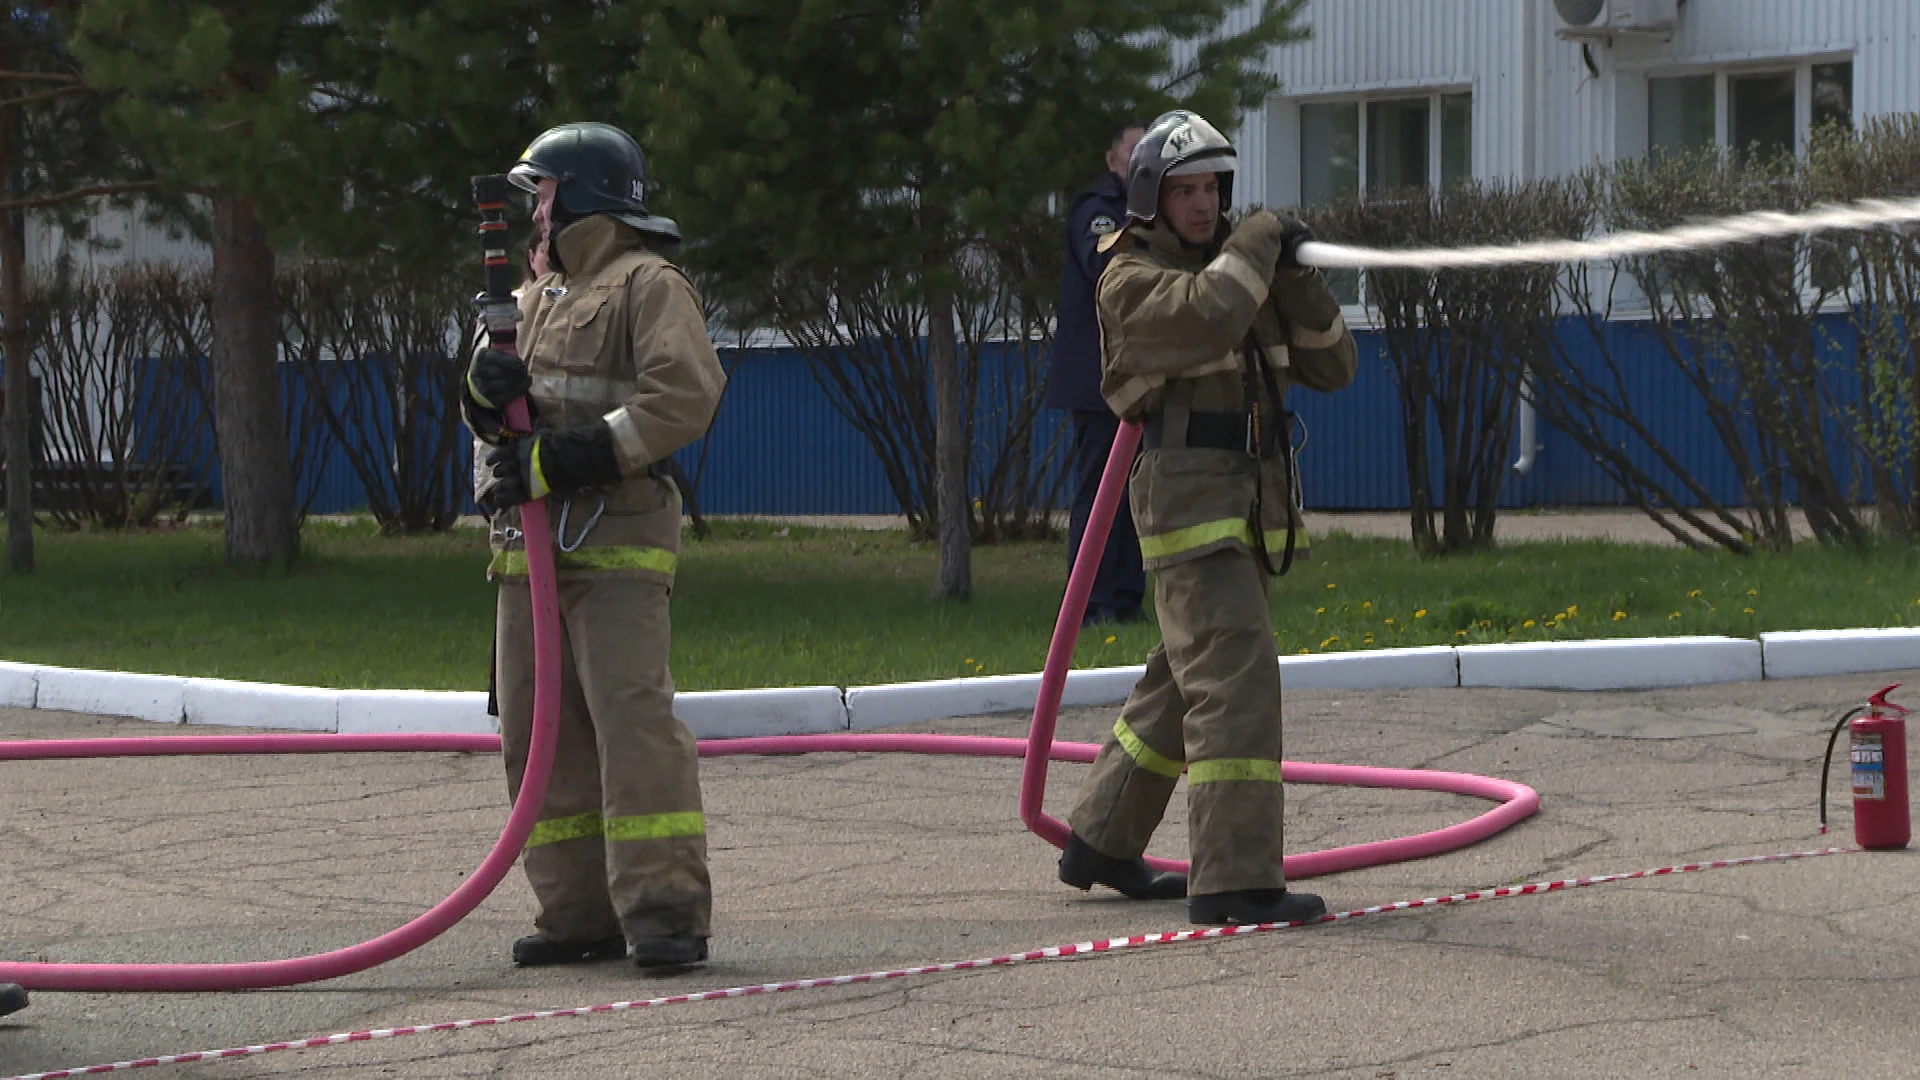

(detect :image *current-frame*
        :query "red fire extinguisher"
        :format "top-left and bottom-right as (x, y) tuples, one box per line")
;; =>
(1820, 684), (1910, 850)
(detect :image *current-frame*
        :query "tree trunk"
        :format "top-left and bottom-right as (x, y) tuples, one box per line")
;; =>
(210, 196), (296, 563)
(1, 101), (30, 574)
(927, 273), (970, 600)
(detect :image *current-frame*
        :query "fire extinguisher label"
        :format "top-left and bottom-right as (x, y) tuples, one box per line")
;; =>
(1852, 733), (1886, 801)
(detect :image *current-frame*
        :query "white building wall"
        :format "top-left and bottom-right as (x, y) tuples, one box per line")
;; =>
(1227, 0), (1920, 206)
(27, 204), (206, 272)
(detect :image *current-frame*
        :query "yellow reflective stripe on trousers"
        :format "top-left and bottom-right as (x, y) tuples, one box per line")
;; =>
(489, 545), (678, 577)
(1112, 716), (1184, 779)
(1188, 758), (1283, 784)
(525, 811), (603, 848)
(1137, 518), (1253, 561)
(604, 811), (705, 842)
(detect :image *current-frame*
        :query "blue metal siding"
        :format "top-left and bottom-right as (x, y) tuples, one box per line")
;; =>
(162, 316), (1874, 518)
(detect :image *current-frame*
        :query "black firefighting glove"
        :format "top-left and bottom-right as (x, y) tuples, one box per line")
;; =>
(480, 422), (624, 511)
(1277, 215), (1314, 270)
(466, 346), (532, 412)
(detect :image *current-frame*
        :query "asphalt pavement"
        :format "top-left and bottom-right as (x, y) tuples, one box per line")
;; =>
(4, 670), (1918, 1078)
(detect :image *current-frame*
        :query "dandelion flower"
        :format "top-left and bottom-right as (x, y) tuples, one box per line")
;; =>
(1747, 589), (1758, 596)
(1523, 619), (1536, 628)
(1326, 583), (1337, 590)
(1384, 618), (1396, 626)
(1668, 612), (1682, 620)
(1456, 629), (1469, 638)
(1315, 606), (1326, 615)
(1362, 600), (1372, 610)
(1742, 607), (1755, 615)
(1105, 635), (1117, 644)
(1612, 611), (1627, 621)
(1298, 647), (1311, 655)
(1415, 609), (1427, 618)
(1687, 589), (1702, 599)
(1566, 605), (1579, 616)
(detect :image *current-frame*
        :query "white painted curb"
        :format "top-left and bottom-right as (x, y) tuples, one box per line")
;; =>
(337, 689), (498, 736)
(675, 687), (848, 739)
(845, 665), (1147, 731)
(34, 666), (187, 725)
(0, 661), (38, 709)
(1278, 646), (1459, 690)
(1065, 665), (1149, 708)
(1761, 628), (1920, 680)
(184, 678), (340, 732)
(8, 629), (1917, 737)
(847, 673), (1045, 732)
(1458, 636), (1763, 690)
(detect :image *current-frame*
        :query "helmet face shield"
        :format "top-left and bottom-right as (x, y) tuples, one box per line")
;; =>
(1165, 154), (1236, 179)
(508, 160), (554, 194)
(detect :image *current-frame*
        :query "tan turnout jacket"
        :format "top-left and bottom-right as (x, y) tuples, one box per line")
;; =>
(1095, 214), (1357, 570)
(480, 214), (727, 581)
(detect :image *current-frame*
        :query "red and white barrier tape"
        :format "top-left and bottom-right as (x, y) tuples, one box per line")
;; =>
(3, 844), (1856, 1080)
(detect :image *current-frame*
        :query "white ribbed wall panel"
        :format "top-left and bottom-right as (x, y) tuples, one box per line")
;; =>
(1192, 0), (1535, 206)
(1227, 0), (1920, 204)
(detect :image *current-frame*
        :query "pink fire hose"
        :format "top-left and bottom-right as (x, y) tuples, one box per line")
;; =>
(0, 419), (1535, 995)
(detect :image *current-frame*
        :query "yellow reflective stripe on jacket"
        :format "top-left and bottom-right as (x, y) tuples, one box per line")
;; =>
(526, 811), (603, 848)
(604, 811), (706, 842)
(1262, 528), (1296, 552)
(489, 545), (678, 577)
(1137, 518), (1253, 561)
(1112, 716), (1183, 779)
(1188, 758), (1283, 785)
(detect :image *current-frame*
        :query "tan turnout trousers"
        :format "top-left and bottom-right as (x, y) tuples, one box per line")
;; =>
(496, 568), (710, 941)
(1067, 550), (1285, 895)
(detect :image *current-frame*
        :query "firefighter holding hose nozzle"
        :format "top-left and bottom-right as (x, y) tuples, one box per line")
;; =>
(1056, 110), (1357, 926)
(462, 122), (726, 973)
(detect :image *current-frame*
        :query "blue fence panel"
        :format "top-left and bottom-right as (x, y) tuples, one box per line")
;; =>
(670, 343), (1071, 518)
(146, 312), (1884, 518)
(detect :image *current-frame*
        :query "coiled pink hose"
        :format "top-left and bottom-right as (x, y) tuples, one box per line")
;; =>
(0, 421), (1535, 993)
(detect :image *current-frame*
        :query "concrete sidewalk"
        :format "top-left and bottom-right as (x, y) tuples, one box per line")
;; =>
(3, 671), (1918, 1078)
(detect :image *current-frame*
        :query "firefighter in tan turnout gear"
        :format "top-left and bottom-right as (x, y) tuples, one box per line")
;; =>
(1056, 110), (1357, 926)
(461, 122), (726, 972)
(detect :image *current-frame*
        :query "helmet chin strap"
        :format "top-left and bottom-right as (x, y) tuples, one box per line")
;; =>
(545, 209), (581, 274)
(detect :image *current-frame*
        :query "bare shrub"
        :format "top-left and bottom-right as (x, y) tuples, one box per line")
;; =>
(30, 264), (213, 528)
(1305, 181), (1583, 554)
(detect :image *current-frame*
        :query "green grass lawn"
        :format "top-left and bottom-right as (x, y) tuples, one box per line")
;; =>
(3, 518), (1918, 691)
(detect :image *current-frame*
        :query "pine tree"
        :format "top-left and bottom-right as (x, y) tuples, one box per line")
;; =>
(70, 1), (336, 563)
(67, 2), (658, 561)
(628, 0), (1308, 599)
(0, 1), (153, 575)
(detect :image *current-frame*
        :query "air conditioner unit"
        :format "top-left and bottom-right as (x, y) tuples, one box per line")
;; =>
(1554, 0), (1678, 42)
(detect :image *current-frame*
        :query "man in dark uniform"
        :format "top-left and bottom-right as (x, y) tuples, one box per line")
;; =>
(1049, 120), (1149, 625)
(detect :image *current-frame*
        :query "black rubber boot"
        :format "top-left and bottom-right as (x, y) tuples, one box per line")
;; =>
(0, 983), (26, 1018)
(511, 933), (628, 967)
(1058, 833), (1187, 900)
(631, 934), (707, 975)
(1188, 888), (1328, 926)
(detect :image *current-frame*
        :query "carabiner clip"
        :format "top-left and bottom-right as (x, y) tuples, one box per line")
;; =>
(556, 497), (607, 554)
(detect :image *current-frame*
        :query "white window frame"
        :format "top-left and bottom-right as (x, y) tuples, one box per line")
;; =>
(1634, 55), (1855, 313)
(1282, 86), (1472, 325)
(1638, 53), (1853, 162)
